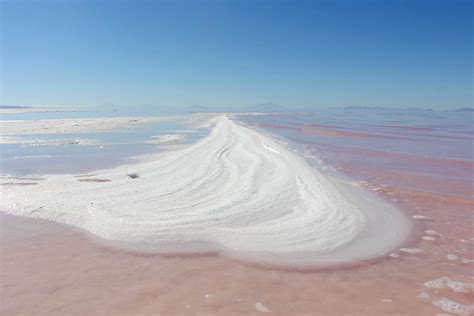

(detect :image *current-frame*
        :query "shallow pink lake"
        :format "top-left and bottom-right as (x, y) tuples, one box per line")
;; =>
(1, 109), (473, 315)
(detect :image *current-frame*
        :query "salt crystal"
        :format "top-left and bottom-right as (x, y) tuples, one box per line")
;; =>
(416, 292), (430, 299)
(400, 248), (423, 254)
(447, 254), (458, 261)
(413, 215), (429, 219)
(255, 302), (270, 313)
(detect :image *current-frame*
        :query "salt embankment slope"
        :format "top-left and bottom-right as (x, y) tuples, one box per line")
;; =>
(0, 115), (411, 267)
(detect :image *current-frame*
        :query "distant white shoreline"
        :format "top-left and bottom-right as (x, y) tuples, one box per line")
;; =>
(0, 106), (94, 114)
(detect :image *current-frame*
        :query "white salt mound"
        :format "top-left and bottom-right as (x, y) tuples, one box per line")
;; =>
(0, 116), (411, 267)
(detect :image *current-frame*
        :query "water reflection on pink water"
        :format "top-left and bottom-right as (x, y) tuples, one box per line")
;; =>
(2, 109), (473, 315)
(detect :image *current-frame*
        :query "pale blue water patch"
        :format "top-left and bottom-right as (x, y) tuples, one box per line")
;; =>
(1, 113), (210, 176)
(1, 144), (157, 176)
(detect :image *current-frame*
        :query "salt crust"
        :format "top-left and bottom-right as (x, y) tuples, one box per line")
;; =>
(1, 115), (412, 266)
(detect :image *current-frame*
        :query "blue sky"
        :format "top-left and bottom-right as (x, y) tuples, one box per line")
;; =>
(1, 0), (472, 110)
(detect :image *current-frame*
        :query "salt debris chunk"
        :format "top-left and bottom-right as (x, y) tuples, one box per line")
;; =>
(447, 254), (458, 261)
(400, 248), (423, 254)
(413, 215), (429, 219)
(416, 292), (430, 299)
(255, 302), (270, 313)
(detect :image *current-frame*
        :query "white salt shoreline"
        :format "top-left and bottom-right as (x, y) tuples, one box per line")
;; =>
(0, 135), (102, 146)
(0, 115), (412, 267)
(0, 116), (185, 135)
(0, 106), (87, 114)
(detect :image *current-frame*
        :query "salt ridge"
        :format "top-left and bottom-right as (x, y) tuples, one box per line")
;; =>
(0, 115), (411, 267)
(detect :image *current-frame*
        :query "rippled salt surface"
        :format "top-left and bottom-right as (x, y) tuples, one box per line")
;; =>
(1, 115), (411, 267)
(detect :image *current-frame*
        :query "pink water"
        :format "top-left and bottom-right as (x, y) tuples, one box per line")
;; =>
(1, 110), (473, 315)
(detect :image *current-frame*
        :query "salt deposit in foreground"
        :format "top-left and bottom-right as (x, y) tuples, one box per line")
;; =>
(0, 115), (411, 267)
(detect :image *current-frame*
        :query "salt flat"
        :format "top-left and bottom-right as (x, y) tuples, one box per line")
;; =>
(0, 115), (411, 267)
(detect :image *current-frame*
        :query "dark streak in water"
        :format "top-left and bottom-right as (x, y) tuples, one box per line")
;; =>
(1, 182), (39, 186)
(74, 174), (98, 178)
(78, 178), (111, 183)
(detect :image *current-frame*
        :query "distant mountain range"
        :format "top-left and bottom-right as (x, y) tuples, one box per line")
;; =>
(454, 107), (474, 112)
(187, 104), (211, 112)
(343, 106), (473, 112)
(0, 105), (31, 109)
(249, 103), (286, 112)
(186, 103), (288, 113)
(343, 106), (434, 111)
(2, 104), (471, 113)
